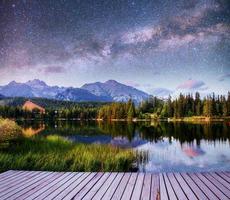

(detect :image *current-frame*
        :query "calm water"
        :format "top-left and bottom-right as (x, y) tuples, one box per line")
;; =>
(18, 120), (230, 172)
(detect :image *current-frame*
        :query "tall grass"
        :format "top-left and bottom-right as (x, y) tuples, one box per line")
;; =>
(0, 135), (136, 172)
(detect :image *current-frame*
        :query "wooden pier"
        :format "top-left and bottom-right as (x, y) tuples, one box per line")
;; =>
(0, 170), (230, 199)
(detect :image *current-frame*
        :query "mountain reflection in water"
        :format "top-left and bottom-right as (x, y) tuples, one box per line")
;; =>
(18, 120), (230, 172)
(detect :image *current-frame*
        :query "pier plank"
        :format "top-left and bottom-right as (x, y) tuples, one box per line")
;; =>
(150, 174), (160, 200)
(92, 173), (118, 200)
(180, 173), (208, 200)
(173, 173), (198, 200)
(203, 173), (230, 198)
(195, 173), (228, 200)
(189, 173), (218, 200)
(0, 170), (228, 200)
(102, 173), (124, 200)
(82, 172), (111, 200)
(0, 171), (52, 200)
(34, 172), (75, 200)
(160, 173), (169, 200)
(111, 172), (131, 200)
(62, 173), (97, 200)
(208, 172), (230, 190)
(53, 172), (90, 200)
(73, 172), (104, 199)
(26, 172), (71, 200)
(45, 172), (82, 200)
(163, 173), (177, 200)
(131, 173), (145, 200)
(5, 172), (57, 200)
(167, 173), (187, 200)
(140, 173), (151, 200)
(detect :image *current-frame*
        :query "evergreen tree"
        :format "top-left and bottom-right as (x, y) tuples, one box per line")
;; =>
(127, 101), (135, 121)
(167, 95), (173, 117)
(223, 97), (228, 117)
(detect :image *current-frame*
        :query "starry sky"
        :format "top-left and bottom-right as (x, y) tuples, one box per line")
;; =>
(0, 0), (229, 96)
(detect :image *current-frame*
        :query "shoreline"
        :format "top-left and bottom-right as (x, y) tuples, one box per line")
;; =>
(11, 116), (230, 123)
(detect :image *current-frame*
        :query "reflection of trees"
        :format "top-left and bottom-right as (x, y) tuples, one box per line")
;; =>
(17, 120), (230, 145)
(138, 124), (163, 142)
(98, 121), (135, 141)
(42, 121), (104, 136)
(135, 150), (149, 171)
(154, 122), (230, 145)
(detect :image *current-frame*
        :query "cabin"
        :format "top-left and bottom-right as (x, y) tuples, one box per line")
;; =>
(22, 100), (45, 114)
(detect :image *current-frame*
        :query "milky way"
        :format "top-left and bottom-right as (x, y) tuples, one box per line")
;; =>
(0, 0), (229, 96)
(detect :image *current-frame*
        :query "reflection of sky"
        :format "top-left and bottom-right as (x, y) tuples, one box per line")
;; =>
(111, 135), (147, 148)
(21, 122), (230, 172)
(136, 137), (230, 173)
(67, 134), (148, 148)
(67, 135), (111, 144)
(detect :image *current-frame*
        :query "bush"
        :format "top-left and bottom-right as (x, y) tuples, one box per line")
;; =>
(0, 118), (22, 144)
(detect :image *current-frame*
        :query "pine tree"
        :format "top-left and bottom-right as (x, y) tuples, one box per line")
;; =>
(127, 101), (135, 121)
(223, 97), (228, 117)
(227, 92), (230, 116)
(195, 92), (201, 116)
(167, 95), (173, 117)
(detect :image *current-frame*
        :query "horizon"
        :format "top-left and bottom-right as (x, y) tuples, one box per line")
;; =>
(0, 0), (229, 97)
(1, 78), (230, 99)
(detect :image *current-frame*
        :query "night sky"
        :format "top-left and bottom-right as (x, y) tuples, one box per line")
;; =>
(0, 0), (229, 96)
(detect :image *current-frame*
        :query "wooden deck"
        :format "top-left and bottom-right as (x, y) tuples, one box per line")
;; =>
(0, 170), (230, 199)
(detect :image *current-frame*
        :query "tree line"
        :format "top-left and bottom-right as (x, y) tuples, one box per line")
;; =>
(0, 106), (98, 120)
(0, 92), (230, 120)
(140, 92), (230, 118)
(98, 100), (136, 120)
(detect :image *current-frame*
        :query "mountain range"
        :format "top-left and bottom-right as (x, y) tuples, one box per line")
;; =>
(0, 79), (149, 103)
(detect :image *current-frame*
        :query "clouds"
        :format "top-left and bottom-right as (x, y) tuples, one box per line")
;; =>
(77, 0), (228, 60)
(116, 6), (229, 54)
(218, 73), (230, 82)
(121, 26), (162, 45)
(151, 88), (173, 98)
(37, 0), (228, 64)
(1, 0), (228, 65)
(177, 79), (208, 90)
(147, 79), (209, 97)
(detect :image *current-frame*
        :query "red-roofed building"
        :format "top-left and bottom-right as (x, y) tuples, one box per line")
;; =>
(22, 100), (45, 114)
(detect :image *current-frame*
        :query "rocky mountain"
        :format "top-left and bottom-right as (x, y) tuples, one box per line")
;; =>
(0, 81), (34, 97)
(81, 80), (149, 103)
(0, 79), (66, 99)
(0, 79), (149, 103)
(25, 79), (66, 98)
(55, 88), (110, 102)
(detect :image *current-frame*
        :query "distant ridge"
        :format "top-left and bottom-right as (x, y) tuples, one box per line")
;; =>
(81, 80), (149, 103)
(0, 79), (149, 103)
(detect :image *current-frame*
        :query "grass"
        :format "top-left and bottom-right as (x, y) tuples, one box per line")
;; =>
(0, 134), (137, 172)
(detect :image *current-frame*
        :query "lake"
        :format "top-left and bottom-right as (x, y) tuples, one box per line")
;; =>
(18, 120), (230, 173)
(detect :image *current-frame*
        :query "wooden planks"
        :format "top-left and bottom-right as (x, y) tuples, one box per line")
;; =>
(0, 170), (229, 200)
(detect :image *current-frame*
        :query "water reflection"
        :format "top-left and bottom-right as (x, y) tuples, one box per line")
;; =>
(22, 125), (45, 137)
(17, 120), (230, 172)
